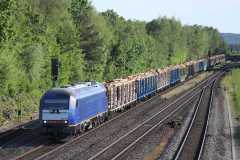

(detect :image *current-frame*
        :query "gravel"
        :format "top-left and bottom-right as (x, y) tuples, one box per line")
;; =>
(201, 81), (232, 160)
(0, 72), (214, 160)
(0, 127), (48, 160)
(39, 73), (213, 160)
(40, 92), (181, 160)
(158, 89), (203, 160)
(116, 96), (199, 160)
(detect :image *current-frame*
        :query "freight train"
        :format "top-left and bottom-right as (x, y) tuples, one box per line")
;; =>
(39, 54), (225, 134)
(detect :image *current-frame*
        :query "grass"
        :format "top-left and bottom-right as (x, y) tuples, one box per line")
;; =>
(0, 94), (39, 126)
(222, 69), (240, 115)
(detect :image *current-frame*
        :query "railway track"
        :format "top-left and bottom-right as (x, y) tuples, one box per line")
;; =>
(1, 73), (185, 160)
(173, 75), (220, 160)
(13, 89), (194, 160)
(0, 71), (201, 147)
(3, 71), (220, 160)
(0, 128), (25, 146)
(0, 119), (40, 148)
(14, 141), (66, 160)
(88, 89), (203, 160)
(21, 72), (221, 160)
(86, 74), (221, 160)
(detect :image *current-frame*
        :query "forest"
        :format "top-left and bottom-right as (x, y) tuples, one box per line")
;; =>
(0, 0), (227, 125)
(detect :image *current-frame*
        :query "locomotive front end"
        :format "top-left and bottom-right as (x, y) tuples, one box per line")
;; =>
(39, 89), (75, 128)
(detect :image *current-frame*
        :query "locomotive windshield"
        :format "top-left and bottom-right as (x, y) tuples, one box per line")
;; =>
(42, 99), (69, 109)
(41, 91), (70, 109)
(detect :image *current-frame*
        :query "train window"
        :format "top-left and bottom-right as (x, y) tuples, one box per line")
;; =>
(43, 99), (69, 109)
(44, 99), (68, 104)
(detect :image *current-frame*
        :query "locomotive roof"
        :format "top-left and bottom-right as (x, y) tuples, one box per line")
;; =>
(43, 82), (106, 99)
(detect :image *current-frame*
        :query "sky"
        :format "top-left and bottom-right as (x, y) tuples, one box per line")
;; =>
(91, 0), (239, 33)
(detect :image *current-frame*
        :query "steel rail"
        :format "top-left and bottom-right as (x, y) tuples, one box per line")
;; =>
(15, 71), (220, 160)
(87, 73), (223, 160)
(111, 90), (205, 160)
(197, 77), (217, 160)
(110, 75), (220, 160)
(88, 89), (202, 160)
(173, 74), (223, 160)
(173, 86), (206, 160)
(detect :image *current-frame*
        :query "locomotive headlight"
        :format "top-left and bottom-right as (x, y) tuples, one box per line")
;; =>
(43, 120), (47, 124)
(64, 120), (68, 124)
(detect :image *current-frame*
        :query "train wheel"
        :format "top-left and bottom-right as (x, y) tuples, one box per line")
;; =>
(92, 120), (98, 128)
(88, 122), (93, 130)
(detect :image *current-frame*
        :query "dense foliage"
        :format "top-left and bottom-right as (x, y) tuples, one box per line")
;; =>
(0, 0), (226, 124)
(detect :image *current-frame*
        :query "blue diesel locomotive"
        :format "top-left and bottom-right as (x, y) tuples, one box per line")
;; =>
(40, 82), (108, 133)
